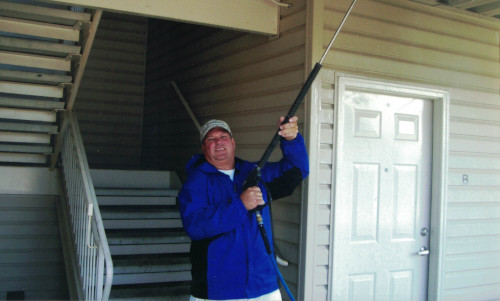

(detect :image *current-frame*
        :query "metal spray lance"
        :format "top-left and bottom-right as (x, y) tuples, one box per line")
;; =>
(243, 0), (358, 215)
(242, 0), (358, 300)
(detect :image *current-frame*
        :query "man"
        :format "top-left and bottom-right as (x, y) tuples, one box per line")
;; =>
(178, 116), (309, 301)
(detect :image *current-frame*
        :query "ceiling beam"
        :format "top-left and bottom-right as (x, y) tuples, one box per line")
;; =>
(42, 0), (279, 35)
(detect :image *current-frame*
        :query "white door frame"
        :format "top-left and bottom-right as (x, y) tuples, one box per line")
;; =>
(330, 74), (449, 301)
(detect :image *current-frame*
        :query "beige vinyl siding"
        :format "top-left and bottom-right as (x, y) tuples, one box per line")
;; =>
(320, 0), (498, 92)
(143, 1), (308, 297)
(75, 12), (147, 169)
(308, 0), (500, 299)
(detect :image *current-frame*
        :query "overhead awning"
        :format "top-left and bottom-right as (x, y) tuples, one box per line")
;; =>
(42, 0), (279, 35)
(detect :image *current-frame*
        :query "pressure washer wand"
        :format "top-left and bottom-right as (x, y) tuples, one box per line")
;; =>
(243, 0), (358, 196)
(254, 0), (358, 173)
(241, 1), (358, 299)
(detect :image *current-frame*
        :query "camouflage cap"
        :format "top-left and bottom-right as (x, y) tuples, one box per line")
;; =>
(199, 119), (232, 142)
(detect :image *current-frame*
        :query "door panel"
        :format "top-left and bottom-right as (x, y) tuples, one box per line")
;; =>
(333, 87), (433, 301)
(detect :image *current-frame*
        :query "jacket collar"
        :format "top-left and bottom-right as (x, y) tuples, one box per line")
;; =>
(186, 154), (247, 176)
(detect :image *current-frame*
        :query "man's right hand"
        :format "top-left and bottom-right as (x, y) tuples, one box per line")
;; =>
(240, 186), (265, 211)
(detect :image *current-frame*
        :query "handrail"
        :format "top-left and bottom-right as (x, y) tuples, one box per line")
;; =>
(60, 110), (113, 301)
(171, 81), (201, 131)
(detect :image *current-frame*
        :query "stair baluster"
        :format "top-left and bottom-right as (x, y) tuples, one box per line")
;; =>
(60, 111), (113, 301)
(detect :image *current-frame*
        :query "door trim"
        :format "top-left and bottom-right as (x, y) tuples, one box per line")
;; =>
(330, 74), (449, 301)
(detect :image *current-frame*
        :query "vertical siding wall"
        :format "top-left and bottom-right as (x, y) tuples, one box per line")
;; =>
(0, 167), (67, 300)
(75, 12), (147, 169)
(143, 1), (308, 296)
(312, 0), (500, 300)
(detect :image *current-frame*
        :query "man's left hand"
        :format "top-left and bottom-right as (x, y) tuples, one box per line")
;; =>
(278, 116), (299, 141)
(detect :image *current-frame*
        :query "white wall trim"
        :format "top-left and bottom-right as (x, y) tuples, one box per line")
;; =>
(299, 0), (325, 300)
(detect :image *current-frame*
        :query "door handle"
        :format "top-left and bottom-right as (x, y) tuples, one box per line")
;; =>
(417, 246), (429, 256)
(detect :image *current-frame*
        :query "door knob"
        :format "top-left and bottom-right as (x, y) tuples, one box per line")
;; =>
(417, 246), (429, 256)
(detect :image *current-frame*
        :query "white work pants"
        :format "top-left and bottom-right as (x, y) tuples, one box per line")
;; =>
(189, 289), (282, 301)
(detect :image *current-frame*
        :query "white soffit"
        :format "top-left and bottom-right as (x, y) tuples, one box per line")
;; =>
(42, 0), (279, 35)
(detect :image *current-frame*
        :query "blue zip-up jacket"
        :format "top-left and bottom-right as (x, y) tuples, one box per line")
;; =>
(178, 133), (309, 300)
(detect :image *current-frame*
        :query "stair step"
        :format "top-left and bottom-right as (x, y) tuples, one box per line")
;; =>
(0, 15), (80, 42)
(0, 69), (72, 86)
(97, 195), (177, 206)
(0, 152), (46, 164)
(0, 106), (56, 122)
(103, 218), (183, 230)
(109, 243), (191, 255)
(95, 188), (178, 197)
(91, 169), (181, 189)
(109, 243), (191, 256)
(0, 36), (81, 57)
(107, 231), (190, 245)
(0, 96), (65, 111)
(0, 50), (72, 72)
(113, 256), (191, 274)
(0, 131), (51, 144)
(101, 208), (180, 220)
(0, 144), (52, 154)
(0, 80), (63, 98)
(0, 1), (91, 26)
(109, 284), (191, 301)
(0, 121), (58, 134)
(113, 270), (191, 286)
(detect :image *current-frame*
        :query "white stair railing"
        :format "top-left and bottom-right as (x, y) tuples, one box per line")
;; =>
(60, 111), (113, 301)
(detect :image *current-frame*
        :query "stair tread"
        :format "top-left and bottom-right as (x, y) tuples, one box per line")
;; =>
(109, 284), (190, 300)
(0, 152), (47, 164)
(0, 1), (91, 26)
(0, 80), (63, 99)
(0, 144), (52, 154)
(107, 231), (190, 245)
(95, 188), (178, 197)
(0, 69), (72, 86)
(0, 36), (81, 57)
(109, 243), (190, 255)
(0, 96), (65, 110)
(112, 271), (191, 286)
(91, 169), (181, 189)
(0, 121), (58, 134)
(113, 256), (191, 273)
(103, 219), (182, 229)
(97, 195), (177, 206)
(101, 208), (181, 219)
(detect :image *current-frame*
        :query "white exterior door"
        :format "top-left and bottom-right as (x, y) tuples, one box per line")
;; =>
(332, 79), (433, 301)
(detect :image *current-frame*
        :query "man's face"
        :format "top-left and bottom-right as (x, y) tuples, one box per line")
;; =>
(202, 128), (236, 170)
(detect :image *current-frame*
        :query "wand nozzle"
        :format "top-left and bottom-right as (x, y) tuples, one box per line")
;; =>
(256, 0), (358, 170)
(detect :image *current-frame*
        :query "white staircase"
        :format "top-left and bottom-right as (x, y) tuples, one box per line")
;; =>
(0, 0), (100, 166)
(90, 169), (192, 300)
